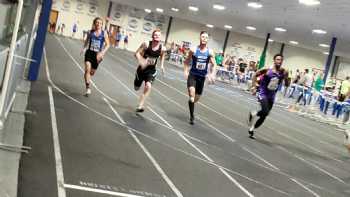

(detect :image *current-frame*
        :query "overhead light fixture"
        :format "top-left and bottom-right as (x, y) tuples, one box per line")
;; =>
(156, 8), (164, 13)
(246, 26), (256, 31)
(312, 29), (327, 34)
(224, 25), (232, 29)
(275, 27), (287, 32)
(289, 41), (299, 45)
(248, 1), (263, 9)
(213, 4), (226, 10)
(144, 9), (151, 13)
(323, 52), (329, 55)
(206, 24), (214, 28)
(171, 8), (179, 12)
(268, 39), (274, 42)
(299, 0), (320, 6)
(319, 43), (329, 48)
(189, 6), (199, 12)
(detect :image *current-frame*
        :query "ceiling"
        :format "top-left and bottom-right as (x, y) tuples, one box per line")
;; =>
(111, 0), (350, 59)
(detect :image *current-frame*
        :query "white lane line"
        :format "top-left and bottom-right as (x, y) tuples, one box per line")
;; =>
(48, 86), (67, 197)
(177, 132), (254, 197)
(290, 179), (321, 197)
(134, 58), (344, 163)
(101, 60), (253, 196)
(99, 54), (254, 196)
(100, 66), (174, 129)
(150, 86), (236, 143)
(103, 97), (126, 125)
(47, 44), (183, 197)
(101, 63), (236, 144)
(44, 44), (301, 196)
(105, 100), (184, 197)
(147, 106), (173, 128)
(241, 146), (280, 171)
(54, 43), (338, 196)
(277, 146), (346, 184)
(113, 54), (341, 194)
(64, 184), (143, 197)
(55, 36), (119, 105)
(271, 118), (346, 154)
(205, 79), (346, 155)
(270, 128), (343, 163)
(150, 69), (344, 163)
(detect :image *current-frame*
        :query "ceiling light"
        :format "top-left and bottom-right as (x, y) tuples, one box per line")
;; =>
(275, 27), (287, 32)
(156, 8), (163, 13)
(268, 39), (274, 42)
(289, 41), (299, 45)
(213, 4), (226, 10)
(323, 52), (329, 55)
(206, 24), (214, 28)
(319, 43), (329, 48)
(312, 29), (327, 34)
(144, 9), (151, 13)
(246, 26), (256, 31)
(248, 2), (263, 9)
(189, 6), (199, 12)
(224, 25), (232, 29)
(299, 0), (320, 6)
(171, 8), (179, 12)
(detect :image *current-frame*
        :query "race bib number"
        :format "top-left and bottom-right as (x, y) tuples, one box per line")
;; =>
(90, 40), (101, 52)
(267, 77), (280, 91)
(196, 62), (206, 70)
(147, 57), (157, 65)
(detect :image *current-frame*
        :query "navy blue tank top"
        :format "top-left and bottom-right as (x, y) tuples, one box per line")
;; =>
(88, 30), (105, 52)
(190, 47), (211, 77)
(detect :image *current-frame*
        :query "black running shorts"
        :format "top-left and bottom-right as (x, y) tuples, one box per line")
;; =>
(187, 74), (206, 95)
(134, 66), (157, 88)
(84, 50), (101, 70)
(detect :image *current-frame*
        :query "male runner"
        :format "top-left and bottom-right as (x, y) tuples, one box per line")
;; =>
(81, 17), (110, 96)
(134, 29), (166, 112)
(184, 31), (217, 124)
(248, 54), (289, 138)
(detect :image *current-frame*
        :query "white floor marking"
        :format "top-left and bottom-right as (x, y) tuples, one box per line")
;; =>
(241, 146), (280, 171)
(55, 36), (119, 105)
(49, 40), (344, 196)
(45, 48), (184, 196)
(112, 52), (342, 195)
(64, 184), (144, 197)
(105, 100), (184, 197)
(48, 86), (67, 197)
(147, 106), (173, 128)
(177, 132), (255, 197)
(290, 179), (321, 197)
(277, 146), (346, 184)
(103, 97), (126, 125)
(45, 51), (290, 196)
(100, 57), (254, 196)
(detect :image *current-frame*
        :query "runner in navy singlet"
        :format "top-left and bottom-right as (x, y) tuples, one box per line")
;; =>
(183, 31), (217, 125)
(81, 17), (110, 96)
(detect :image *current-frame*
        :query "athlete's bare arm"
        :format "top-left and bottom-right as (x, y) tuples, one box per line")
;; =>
(159, 46), (167, 74)
(184, 48), (194, 79)
(81, 32), (89, 55)
(251, 68), (268, 93)
(101, 31), (110, 55)
(208, 49), (217, 78)
(135, 42), (148, 67)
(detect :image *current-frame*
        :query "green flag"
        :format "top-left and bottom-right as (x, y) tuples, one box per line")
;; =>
(258, 50), (266, 69)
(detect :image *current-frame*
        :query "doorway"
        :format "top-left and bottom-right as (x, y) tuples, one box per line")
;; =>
(48, 10), (58, 33)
